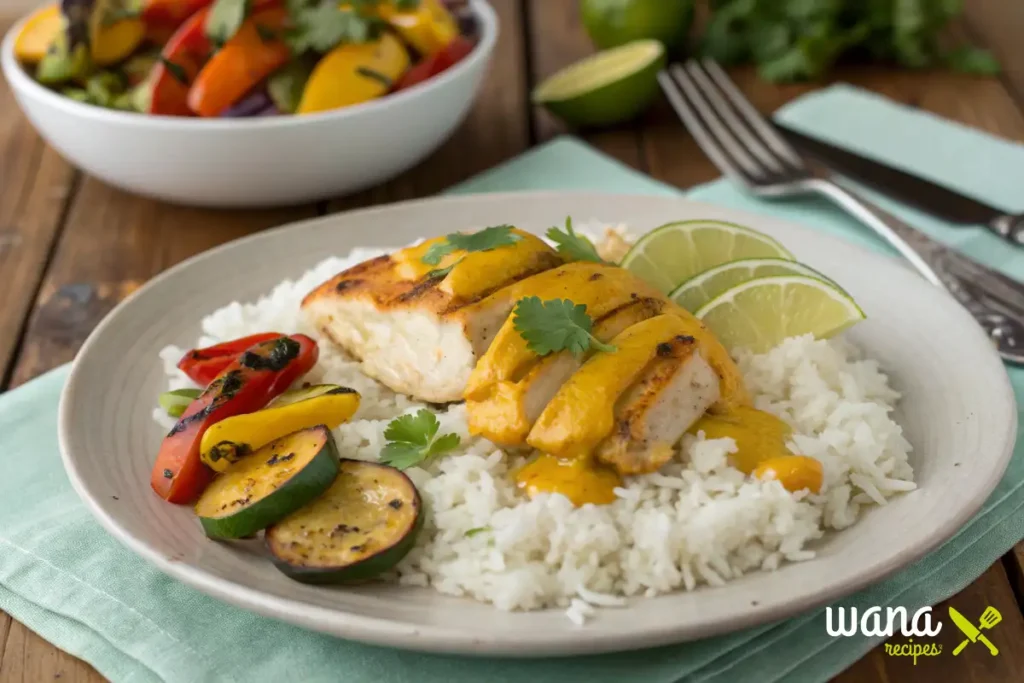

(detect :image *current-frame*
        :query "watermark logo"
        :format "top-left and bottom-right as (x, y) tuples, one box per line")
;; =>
(825, 604), (1003, 665)
(949, 606), (1001, 656)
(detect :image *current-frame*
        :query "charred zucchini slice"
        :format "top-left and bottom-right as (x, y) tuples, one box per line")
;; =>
(194, 426), (340, 540)
(266, 460), (422, 584)
(200, 384), (360, 473)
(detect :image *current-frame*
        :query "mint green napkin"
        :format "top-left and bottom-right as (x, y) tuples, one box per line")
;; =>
(2, 84), (1023, 683)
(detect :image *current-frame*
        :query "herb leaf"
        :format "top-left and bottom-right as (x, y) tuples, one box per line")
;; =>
(206, 0), (250, 47)
(380, 409), (461, 470)
(421, 225), (522, 266)
(288, 0), (383, 55)
(546, 216), (604, 263)
(512, 296), (617, 359)
(465, 526), (491, 538)
(393, 0), (421, 10)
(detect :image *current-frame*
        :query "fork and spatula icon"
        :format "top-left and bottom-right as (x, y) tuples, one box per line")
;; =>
(948, 606), (1001, 656)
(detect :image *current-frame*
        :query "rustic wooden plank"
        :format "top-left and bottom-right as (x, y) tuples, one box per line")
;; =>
(0, 621), (104, 683)
(524, 0), (644, 169)
(6, 178), (319, 389)
(0, 18), (78, 386)
(964, 0), (1024, 107)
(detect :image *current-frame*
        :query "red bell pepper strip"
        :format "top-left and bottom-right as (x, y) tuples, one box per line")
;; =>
(146, 6), (214, 116)
(141, 0), (214, 44)
(151, 334), (319, 504)
(177, 332), (283, 386)
(394, 36), (475, 91)
(187, 7), (291, 117)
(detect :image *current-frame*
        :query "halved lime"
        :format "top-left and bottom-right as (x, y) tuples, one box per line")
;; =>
(694, 275), (865, 354)
(532, 40), (666, 129)
(580, 0), (695, 51)
(670, 257), (837, 313)
(621, 219), (794, 293)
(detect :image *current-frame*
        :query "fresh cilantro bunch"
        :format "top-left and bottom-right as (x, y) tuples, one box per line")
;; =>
(380, 409), (461, 470)
(512, 296), (617, 359)
(701, 0), (999, 82)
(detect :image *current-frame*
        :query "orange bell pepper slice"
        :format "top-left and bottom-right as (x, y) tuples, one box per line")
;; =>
(187, 7), (291, 118)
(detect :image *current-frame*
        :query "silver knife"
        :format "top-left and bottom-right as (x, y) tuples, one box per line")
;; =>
(776, 123), (1024, 245)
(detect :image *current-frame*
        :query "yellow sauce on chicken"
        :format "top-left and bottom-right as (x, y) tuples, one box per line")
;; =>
(393, 230), (560, 301)
(465, 262), (663, 400)
(515, 453), (622, 506)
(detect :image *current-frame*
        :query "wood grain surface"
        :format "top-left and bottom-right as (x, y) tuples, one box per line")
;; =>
(1, 2), (1023, 681)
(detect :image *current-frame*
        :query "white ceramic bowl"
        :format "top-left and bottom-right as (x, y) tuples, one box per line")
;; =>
(59, 192), (1016, 656)
(0, 0), (497, 208)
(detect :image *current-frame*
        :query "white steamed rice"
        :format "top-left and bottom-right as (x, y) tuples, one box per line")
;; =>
(154, 224), (914, 623)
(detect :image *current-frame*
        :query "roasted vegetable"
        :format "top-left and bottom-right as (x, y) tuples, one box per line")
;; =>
(219, 88), (275, 117)
(159, 388), (203, 418)
(57, 0), (147, 68)
(146, 6), (213, 115)
(266, 58), (315, 113)
(150, 334), (319, 504)
(394, 34), (473, 91)
(199, 384), (360, 473)
(140, 0), (214, 43)
(266, 460), (423, 584)
(13, 4), (63, 65)
(378, 0), (459, 57)
(177, 332), (283, 386)
(187, 6), (291, 117)
(296, 32), (410, 114)
(194, 425), (341, 539)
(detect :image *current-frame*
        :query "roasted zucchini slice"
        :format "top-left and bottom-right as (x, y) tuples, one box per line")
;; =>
(194, 426), (340, 540)
(266, 460), (423, 584)
(199, 384), (360, 473)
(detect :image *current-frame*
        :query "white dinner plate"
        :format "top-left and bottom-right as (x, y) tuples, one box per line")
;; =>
(58, 192), (1016, 656)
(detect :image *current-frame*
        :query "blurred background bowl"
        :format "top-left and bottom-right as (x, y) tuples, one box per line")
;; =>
(0, 0), (497, 208)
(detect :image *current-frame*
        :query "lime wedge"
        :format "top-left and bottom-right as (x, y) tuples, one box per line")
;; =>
(532, 40), (666, 128)
(621, 220), (795, 293)
(671, 257), (836, 313)
(694, 275), (864, 354)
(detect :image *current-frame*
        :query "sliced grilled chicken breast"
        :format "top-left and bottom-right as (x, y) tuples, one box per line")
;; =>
(595, 344), (720, 475)
(464, 262), (665, 400)
(300, 230), (562, 403)
(466, 297), (667, 446)
(527, 314), (699, 458)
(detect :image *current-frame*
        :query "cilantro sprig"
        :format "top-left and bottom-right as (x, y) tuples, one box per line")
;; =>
(422, 225), (522, 278)
(380, 409), (461, 470)
(546, 216), (604, 264)
(512, 296), (617, 359)
(286, 0), (421, 55)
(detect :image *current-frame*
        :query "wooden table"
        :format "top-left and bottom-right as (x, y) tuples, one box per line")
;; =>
(2, 2), (1024, 681)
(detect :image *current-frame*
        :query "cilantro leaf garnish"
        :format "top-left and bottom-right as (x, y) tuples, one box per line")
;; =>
(421, 225), (521, 266)
(546, 216), (604, 263)
(380, 409), (461, 470)
(512, 296), (617, 359)
(287, 0), (384, 55)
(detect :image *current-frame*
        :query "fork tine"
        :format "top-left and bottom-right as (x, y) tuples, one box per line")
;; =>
(701, 59), (804, 168)
(664, 64), (767, 181)
(657, 69), (753, 189)
(683, 61), (785, 174)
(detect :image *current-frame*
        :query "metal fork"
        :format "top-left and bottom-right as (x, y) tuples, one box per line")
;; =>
(659, 59), (1024, 366)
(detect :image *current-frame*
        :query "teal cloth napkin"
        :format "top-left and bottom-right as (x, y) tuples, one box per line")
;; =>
(2, 84), (1023, 683)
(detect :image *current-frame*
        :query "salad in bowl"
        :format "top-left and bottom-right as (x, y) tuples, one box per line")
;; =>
(13, 0), (479, 117)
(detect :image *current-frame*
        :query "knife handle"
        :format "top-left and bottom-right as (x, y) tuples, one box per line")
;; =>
(990, 214), (1024, 246)
(953, 638), (971, 656)
(809, 177), (1024, 367)
(978, 634), (999, 656)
